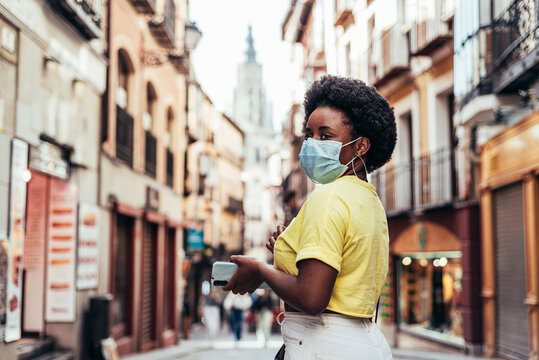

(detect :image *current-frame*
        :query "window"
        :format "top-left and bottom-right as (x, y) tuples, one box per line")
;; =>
(166, 108), (174, 187)
(115, 50), (134, 166)
(398, 255), (463, 339)
(145, 83), (157, 177)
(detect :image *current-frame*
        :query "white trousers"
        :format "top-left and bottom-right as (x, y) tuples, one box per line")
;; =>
(280, 312), (393, 360)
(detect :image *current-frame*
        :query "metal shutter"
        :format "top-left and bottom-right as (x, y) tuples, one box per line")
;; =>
(493, 182), (528, 360)
(141, 222), (157, 347)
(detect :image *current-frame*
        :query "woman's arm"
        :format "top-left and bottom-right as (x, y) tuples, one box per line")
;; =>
(223, 256), (337, 315)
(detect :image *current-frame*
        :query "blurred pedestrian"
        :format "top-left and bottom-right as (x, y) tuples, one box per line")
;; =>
(223, 75), (396, 359)
(252, 289), (275, 346)
(223, 291), (252, 342)
(199, 289), (221, 344)
(181, 297), (191, 339)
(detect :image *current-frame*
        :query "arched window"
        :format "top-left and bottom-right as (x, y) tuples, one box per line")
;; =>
(115, 49), (135, 166)
(144, 82), (158, 132)
(165, 107), (174, 187)
(145, 82), (158, 177)
(116, 49), (133, 111)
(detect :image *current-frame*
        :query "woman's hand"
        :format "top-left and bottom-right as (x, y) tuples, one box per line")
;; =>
(223, 256), (264, 294)
(266, 225), (286, 254)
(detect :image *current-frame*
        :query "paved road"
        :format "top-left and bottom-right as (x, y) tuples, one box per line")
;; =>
(123, 322), (495, 360)
(174, 344), (280, 360)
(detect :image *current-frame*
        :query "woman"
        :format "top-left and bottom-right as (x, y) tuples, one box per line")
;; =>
(223, 75), (396, 359)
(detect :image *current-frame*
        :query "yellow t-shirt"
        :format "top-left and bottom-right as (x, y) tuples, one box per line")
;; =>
(274, 175), (389, 318)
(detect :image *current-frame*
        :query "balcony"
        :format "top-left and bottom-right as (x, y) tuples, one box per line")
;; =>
(334, 0), (355, 28)
(490, 0), (538, 93)
(145, 131), (157, 177)
(166, 148), (174, 187)
(129, 0), (156, 14)
(410, 18), (453, 56)
(47, 0), (103, 39)
(369, 25), (410, 88)
(149, 0), (176, 48)
(116, 106), (134, 167)
(372, 147), (455, 215)
(225, 197), (243, 214)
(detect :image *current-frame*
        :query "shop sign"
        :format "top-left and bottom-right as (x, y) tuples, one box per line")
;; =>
(145, 186), (159, 212)
(45, 178), (77, 322)
(29, 141), (68, 179)
(77, 203), (100, 290)
(187, 222), (204, 251)
(5, 138), (28, 342)
(418, 225), (426, 250)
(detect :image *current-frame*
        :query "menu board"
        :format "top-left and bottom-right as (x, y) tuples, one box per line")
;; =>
(77, 203), (100, 289)
(5, 139), (28, 342)
(45, 178), (77, 322)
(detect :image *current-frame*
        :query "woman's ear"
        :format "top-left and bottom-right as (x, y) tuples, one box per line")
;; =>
(356, 137), (371, 157)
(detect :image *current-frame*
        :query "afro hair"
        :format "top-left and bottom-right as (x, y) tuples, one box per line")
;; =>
(303, 75), (397, 173)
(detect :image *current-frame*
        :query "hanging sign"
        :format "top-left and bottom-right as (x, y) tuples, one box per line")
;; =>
(77, 203), (100, 289)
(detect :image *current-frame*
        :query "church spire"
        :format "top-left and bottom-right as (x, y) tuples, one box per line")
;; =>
(245, 25), (256, 63)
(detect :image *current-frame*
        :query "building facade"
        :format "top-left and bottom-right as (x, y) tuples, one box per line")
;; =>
(181, 81), (245, 330)
(453, 0), (539, 358)
(281, 0), (485, 355)
(100, 0), (188, 355)
(0, 0), (106, 358)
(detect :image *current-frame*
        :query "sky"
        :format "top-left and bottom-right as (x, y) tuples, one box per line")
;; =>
(189, 0), (292, 131)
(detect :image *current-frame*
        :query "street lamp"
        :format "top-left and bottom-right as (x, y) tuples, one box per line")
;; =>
(184, 22), (202, 52)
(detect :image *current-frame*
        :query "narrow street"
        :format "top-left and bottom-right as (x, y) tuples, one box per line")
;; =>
(123, 322), (496, 360)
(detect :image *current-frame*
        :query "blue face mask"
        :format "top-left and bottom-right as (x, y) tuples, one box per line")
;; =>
(299, 136), (362, 184)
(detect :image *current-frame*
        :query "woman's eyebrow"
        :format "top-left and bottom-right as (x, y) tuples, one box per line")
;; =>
(318, 126), (334, 131)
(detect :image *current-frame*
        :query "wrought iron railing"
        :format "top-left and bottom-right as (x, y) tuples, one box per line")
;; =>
(129, 0), (156, 13)
(368, 25), (409, 87)
(116, 106), (134, 167)
(47, 0), (103, 39)
(491, 0), (538, 90)
(410, 17), (452, 56)
(372, 147), (455, 213)
(145, 131), (157, 177)
(149, 0), (176, 47)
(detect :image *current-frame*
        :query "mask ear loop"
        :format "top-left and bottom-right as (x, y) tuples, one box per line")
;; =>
(351, 156), (368, 181)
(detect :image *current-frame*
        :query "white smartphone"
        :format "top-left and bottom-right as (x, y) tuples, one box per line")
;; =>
(211, 261), (270, 289)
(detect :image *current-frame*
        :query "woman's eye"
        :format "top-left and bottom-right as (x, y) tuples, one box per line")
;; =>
(321, 134), (331, 140)
(304, 134), (312, 139)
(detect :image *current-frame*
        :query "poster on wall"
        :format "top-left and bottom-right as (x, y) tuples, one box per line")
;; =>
(5, 139), (28, 342)
(77, 203), (100, 290)
(0, 240), (9, 341)
(45, 177), (77, 322)
(23, 172), (48, 332)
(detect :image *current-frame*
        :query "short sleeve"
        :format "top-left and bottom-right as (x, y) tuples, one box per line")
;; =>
(295, 186), (348, 272)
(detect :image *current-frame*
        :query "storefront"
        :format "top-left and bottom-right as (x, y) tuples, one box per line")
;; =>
(391, 222), (465, 346)
(101, 152), (184, 355)
(480, 111), (539, 359)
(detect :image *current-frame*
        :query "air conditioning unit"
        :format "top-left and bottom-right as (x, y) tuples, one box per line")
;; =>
(142, 112), (152, 131)
(163, 132), (170, 147)
(115, 87), (127, 109)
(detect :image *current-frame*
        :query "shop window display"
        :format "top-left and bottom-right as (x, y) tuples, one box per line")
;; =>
(398, 255), (463, 339)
